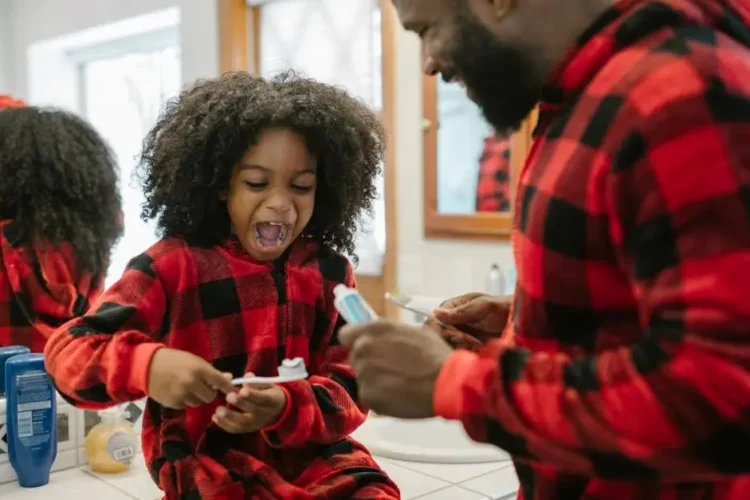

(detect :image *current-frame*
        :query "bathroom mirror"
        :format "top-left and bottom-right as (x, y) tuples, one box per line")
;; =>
(423, 75), (537, 239)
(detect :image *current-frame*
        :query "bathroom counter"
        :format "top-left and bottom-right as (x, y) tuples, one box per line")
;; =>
(0, 454), (162, 500)
(1, 413), (520, 499)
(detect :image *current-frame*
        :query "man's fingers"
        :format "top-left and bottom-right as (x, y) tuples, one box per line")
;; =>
(437, 293), (484, 310)
(339, 321), (393, 347)
(434, 299), (487, 324)
(347, 333), (377, 370)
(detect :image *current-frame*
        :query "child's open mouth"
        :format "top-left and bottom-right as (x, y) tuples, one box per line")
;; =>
(254, 221), (289, 248)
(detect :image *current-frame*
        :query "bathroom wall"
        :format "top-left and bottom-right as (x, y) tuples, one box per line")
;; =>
(2, 0), (513, 302)
(0, 0), (13, 92)
(2, 0), (219, 98)
(392, 23), (514, 301)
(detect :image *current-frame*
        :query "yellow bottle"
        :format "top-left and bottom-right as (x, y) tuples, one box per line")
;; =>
(85, 408), (139, 474)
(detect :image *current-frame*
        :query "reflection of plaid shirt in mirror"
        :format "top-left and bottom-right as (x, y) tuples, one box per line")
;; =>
(0, 220), (102, 352)
(0, 95), (26, 110)
(475, 133), (511, 212)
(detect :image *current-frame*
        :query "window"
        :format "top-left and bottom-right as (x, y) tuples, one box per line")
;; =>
(78, 44), (181, 286)
(257, 0), (385, 275)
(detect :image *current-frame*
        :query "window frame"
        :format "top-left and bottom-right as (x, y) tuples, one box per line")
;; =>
(220, 0), (398, 316)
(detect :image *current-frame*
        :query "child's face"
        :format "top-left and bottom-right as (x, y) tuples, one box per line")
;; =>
(226, 128), (317, 261)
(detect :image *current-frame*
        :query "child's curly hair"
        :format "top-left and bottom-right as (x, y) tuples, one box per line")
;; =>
(0, 106), (123, 275)
(137, 71), (385, 258)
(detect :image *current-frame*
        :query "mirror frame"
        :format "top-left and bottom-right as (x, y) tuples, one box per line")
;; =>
(422, 74), (537, 240)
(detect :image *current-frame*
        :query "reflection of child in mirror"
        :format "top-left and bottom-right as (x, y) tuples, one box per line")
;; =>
(476, 132), (512, 212)
(45, 71), (399, 499)
(0, 97), (122, 353)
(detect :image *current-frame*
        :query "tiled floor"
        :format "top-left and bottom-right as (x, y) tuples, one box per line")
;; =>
(0, 454), (519, 499)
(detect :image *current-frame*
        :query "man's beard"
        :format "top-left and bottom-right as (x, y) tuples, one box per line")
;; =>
(450, 13), (541, 134)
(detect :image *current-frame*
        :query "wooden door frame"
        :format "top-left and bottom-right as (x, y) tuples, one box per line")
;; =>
(216, 0), (398, 319)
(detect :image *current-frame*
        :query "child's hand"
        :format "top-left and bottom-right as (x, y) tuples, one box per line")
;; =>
(147, 348), (235, 409)
(212, 375), (288, 434)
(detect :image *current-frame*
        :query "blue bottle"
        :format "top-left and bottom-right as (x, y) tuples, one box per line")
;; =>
(5, 353), (57, 488)
(0, 346), (30, 397)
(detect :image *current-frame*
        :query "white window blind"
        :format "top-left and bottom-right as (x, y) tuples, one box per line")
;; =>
(257, 0), (385, 275)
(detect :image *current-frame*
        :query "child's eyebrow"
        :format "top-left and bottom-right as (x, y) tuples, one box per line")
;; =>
(238, 164), (268, 172)
(238, 164), (315, 175)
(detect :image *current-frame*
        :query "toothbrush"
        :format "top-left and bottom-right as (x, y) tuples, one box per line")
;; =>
(231, 358), (308, 386)
(385, 290), (446, 326)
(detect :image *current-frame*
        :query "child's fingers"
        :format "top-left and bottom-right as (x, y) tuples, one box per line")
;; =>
(240, 372), (273, 391)
(225, 391), (256, 413)
(226, 387), (275, 412)
(201, 367), (236, 394)
(239, 386), (277, 406)
(190, 380), (218, 403)
(212, 406), (256, 434)
(183, 393), (205, 408)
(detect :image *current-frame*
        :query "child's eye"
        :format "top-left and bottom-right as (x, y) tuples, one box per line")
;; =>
(292, 185), (314, 193)
(244, 181), (267, 190)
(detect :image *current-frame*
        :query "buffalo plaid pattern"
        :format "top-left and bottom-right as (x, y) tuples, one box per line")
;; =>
(0, 220), (101, 352)
(0, 95), (26, 110)
(435, 0), (750, 498)
(45, 237), (398, 499)
(476, 133), (512, 212)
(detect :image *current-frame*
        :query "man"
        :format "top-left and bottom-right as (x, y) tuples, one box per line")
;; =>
(340, 0), (750, 498)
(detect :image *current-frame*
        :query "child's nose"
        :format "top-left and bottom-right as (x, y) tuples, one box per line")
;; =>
(265, 192), (293, 213)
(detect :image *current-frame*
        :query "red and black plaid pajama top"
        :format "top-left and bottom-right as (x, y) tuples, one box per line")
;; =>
(0, 220), (102, 352)
(434, 0), (750, 498)
(45, 237), (398, 500)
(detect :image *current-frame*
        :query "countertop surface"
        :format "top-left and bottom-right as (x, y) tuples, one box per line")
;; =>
(0, 452), (518, 500)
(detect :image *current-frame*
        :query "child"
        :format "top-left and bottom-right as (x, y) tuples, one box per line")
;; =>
(0, 100), (123, 352)
(45, 72), (399, 499)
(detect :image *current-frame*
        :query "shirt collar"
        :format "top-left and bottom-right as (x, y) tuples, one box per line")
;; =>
(535, 0), (748, 135)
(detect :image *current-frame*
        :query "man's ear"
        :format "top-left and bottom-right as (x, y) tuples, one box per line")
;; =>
(470, 0), (516, 24)
(489, 0), (516, 20)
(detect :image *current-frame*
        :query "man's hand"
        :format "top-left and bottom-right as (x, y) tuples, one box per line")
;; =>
(428, 323), (484, 352)
(147, 348), (235, 410)
(430, 293), (512, 344)
(212, 376), (287, 434)
(339, 321), (453, 419)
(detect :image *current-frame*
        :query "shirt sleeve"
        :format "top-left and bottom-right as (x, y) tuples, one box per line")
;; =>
(433, 79), (750, 480)
(44, 245), (174, 410)
(30, 243), (105, 339)
(262, 261), (368, 447)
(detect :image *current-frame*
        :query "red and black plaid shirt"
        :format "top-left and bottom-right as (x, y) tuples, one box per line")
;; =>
(45, 238), (397, 499)
(434, 0), (750, 498)
(0, 220), (101, 352)
(476, 133), (512, 212)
